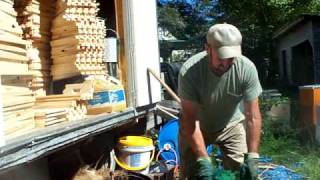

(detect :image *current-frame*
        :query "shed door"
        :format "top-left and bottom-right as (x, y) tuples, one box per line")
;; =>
(291, 40), (314, 85)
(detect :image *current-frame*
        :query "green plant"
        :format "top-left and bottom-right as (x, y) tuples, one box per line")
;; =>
(259, 96), (320, 179)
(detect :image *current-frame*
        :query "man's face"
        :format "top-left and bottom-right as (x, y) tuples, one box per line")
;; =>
(205, 44), (234, 76)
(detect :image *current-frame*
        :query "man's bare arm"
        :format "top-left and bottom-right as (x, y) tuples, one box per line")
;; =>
(180, 99), (208, 158)
(244, 98), (262, 153)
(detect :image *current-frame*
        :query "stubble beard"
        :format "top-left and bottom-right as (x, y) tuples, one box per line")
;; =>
(211, 64), (231, 76)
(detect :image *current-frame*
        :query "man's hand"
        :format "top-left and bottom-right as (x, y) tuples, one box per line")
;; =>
(194, 157), (215, 179)
(240, 153), (259, 180)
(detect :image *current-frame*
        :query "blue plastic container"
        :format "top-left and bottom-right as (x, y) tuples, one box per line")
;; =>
(158, 119), (180, 164)
(157, 119), (215, 164)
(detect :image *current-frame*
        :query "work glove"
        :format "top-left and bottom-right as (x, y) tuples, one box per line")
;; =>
(193, 156), (215, 180)
(240, 153), (259, 180)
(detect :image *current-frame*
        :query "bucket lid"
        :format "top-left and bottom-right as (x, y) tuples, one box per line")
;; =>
(118, 136), (153, 147)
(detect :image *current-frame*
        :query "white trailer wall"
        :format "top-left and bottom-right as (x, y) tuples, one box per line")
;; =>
(0, 80), (4, 147)
(123, 0), (162, 107)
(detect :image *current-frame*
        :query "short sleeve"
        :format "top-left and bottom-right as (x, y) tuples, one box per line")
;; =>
(243, 64), (262, 101)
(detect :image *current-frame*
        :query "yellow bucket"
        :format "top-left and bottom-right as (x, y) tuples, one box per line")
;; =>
(118, 136), (153, 147)
(115, 136), (155, 174)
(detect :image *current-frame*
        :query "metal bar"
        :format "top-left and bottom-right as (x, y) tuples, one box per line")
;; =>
(0, 108), (143, 173)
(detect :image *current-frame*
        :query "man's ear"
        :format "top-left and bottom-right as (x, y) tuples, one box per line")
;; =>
(205, 44), (211, 55)
(205, 44), (212, 58)
(204, 43), (209, 51)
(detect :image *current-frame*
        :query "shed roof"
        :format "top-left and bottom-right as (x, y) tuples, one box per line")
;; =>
(273, 15), (320, 39)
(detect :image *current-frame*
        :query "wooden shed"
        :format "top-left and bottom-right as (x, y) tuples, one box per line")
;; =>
(273, 15), (320, 86)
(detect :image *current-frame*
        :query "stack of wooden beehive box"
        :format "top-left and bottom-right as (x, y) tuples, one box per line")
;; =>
(34, 94), (87, 127)
(0, 0), (36, 139)
(2, 75), (35, 139)
(14, 0), (55, 96)
(51, 0), (107, 81)
(0, 0), (113, 139)
(0, 0), (30, 75)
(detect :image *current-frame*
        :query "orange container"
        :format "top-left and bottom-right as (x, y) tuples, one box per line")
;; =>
(299, 85), (320, 142)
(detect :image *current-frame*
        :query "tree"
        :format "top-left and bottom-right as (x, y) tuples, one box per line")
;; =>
(214, 0), (320, 57)
(214, 0), (320, 85)
(157, 0), (320, 85)
(158, 0), (217, 43)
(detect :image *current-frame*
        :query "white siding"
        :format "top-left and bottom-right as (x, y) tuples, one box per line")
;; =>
(123, 0), (161, 107)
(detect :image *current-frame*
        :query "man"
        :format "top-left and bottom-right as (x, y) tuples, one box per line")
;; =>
(178, 23), (262, 179)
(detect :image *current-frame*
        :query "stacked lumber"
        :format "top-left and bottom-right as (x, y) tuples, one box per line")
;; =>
(34, 108), (68, 127)
(62, 79), (112, 115)
(34, 94), (87, 127)
(51, 0), (107, 80)
(0, 0), (30, 75)
(1, 75), (35, 139)
(15, 0), (40, 39)
(14, 0), (55, 96)
(63, 80), (94, 100)
(62, 77), (127, 115)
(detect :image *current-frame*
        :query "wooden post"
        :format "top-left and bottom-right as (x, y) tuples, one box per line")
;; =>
(0, 76), (5, 147)
(115, 0), (129, 105)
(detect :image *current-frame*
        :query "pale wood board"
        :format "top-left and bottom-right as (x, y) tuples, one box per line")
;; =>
(3, 102), (34, 112)
(36, 94), (80, 100)
(115, 0), (128, 100)
(3, 107), (33, 117)
(5, 121), (35, 140)
(0, 49), (29, 62)
(0, 61), (29, 75)
(0, 20), (23, 37)
(0, 1), (17, 16)
(0, 44), (27, 56)
(34, 107), (68, 113)
(51, 68), (79, 77)
(50, 36), (79, 47)
(3, 96), (35, 108)
(4, 118), (34, 135)
(35, 111), (68, 119)
(35, 117), (67, 127)
(35, 100), (77, 108)
(1, 74), (32, 85)
(4, 110), (34, 123)
(0, 20), (21, 35)
(87, 105), (113, 115)
(0, 34), (28, 47)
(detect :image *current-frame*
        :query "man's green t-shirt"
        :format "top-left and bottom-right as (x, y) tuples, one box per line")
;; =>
(178, 51), (262, 133)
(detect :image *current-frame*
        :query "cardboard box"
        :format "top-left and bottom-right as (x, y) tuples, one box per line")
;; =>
(87, 85), (126, 114)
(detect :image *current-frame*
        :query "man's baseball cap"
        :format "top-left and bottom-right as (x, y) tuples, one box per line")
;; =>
(206, 23), (242, 59)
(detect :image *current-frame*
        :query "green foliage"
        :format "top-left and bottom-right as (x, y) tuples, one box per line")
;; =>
(260, 97), (320, 179)
(214, 0), (320, 61)
(157, 0), (320, 85)
(157, 6), (186, 38)
(158, 0), (217, 43)
(214, 169), (237, 180)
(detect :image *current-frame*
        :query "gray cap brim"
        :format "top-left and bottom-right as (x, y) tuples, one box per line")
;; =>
(217, 45), (242, 59)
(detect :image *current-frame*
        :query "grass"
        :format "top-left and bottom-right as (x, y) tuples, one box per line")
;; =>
(259, 97), (320, 179)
